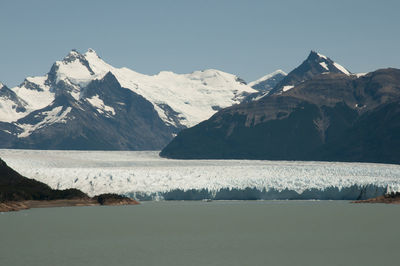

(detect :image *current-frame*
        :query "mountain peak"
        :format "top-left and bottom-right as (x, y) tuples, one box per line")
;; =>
(62, 49), (86, 64)
(267, 51), (351, 96)
(307, 51), (350, 75)
(86, 48), (99, 57)
(307, 50), (329, 61)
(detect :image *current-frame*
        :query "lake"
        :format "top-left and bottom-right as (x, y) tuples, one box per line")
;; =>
(0, 201), (399, 266)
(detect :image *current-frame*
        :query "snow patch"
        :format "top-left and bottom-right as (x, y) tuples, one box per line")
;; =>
(17, 106), (72, 138)
(355, 73), (367, 78)
(333, 62), (351, 75)
(86, 95), (115, 116)
(282, 85), (294, 92)
(0, 99), (27, 122)
(248, 70), (287, 87)
(319, 62), (329, 71)
(317, 52), (328, 60)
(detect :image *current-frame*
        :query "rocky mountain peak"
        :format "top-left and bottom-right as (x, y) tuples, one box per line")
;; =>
(85, 48), (100, 58)
(63, 49), (84, 63)
(87, 48), (96, 53)
(267, 51), (351, 96)
(308, 50), (327, 60)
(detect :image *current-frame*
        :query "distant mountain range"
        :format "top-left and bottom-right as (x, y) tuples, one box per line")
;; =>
(3, 48), (397, 163)
(161, 52), (400, 164)
(0, 49), (265, 149)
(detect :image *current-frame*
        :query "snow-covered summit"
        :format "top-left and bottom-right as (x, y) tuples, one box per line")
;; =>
(248, 69), (287, 87)
(38, 49), (256, 128)
(1, 49), (256, 146)
(268, 51), (352, 96)
(311, 51), (351, 75)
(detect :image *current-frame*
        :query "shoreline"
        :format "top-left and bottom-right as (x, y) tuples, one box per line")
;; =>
(352, 192), (400, 204)
(0, 198), (140, 213)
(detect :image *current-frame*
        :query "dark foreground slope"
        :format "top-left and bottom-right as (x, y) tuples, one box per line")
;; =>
(0, 158), (138, 212)
(0, 158), (87, 202)
(161, 68), (400, 164)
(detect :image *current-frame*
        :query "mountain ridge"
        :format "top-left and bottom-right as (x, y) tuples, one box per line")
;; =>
(160, 65), (400, 164)
(0, 48), (256, 149)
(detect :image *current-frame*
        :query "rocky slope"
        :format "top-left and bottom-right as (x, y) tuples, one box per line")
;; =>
(160, 65), (400, 164)
(0, 49), (256, 150)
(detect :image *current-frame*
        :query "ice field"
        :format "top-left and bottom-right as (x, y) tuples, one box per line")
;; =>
(0, 150), (399, 200)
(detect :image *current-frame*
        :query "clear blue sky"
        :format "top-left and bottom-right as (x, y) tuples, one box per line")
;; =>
(1, 0), (399, 87)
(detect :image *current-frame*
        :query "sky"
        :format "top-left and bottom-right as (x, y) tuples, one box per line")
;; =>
(1, 0), (399, 87)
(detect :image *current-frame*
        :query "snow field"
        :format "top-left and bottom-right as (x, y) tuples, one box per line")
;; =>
(0, 150), (399, 200)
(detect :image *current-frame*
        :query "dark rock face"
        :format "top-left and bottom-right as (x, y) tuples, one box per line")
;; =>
(11, 72), (176, 150)
(93, 193), (139, 205)
(160, 68), (400, 164)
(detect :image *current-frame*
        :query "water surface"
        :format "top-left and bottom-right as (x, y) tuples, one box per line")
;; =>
(1, 201), (399, 266)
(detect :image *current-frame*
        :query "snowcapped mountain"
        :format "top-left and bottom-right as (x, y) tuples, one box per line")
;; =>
(248, 69), (287, 91)
(268, 51), (351, 96)
(243, 70), (287, 102)
(0, 83), (28, 123)
(0, 49), (256, 149)
(160, 51), (400, 164)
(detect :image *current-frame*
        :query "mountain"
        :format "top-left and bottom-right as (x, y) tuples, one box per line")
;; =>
(242, 70), (287, 102)
(268, 51), (351, 95)
(160, 66), (400, 164)
(0, 83), (27, 122)
(0, 49), (256, 149)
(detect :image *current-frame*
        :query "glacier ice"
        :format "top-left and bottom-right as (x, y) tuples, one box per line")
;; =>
(0, 150), (399, 200)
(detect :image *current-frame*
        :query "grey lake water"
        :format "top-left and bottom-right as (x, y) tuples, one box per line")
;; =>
(1, 201), (399, 266)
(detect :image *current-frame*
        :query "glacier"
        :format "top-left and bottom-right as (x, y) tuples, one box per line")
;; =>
(0, 149), (399, 200)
